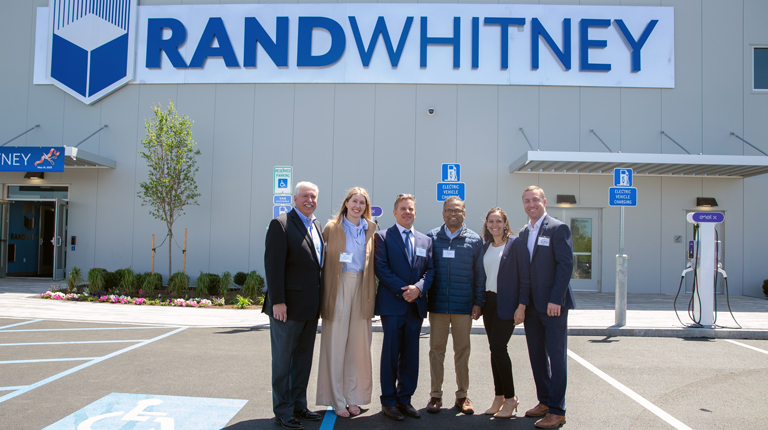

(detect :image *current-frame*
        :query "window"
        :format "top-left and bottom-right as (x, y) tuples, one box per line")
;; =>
(755, 46), (768, 91)
(6, 185), (69, 200)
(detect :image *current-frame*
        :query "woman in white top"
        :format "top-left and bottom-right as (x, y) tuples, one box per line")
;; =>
(480, 207), (531, 418)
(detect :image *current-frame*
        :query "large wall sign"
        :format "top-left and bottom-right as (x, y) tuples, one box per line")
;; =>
(0, 147), (65, 172)
(34, 3), (674, 100)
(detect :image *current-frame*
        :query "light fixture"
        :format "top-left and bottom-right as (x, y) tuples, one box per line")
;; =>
(24, 172), (44, 180)
(696, 197), (718, 207)
(557, 194), (577, 204)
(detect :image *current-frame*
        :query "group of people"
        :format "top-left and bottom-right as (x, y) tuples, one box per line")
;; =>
(263, 181), (576, 430)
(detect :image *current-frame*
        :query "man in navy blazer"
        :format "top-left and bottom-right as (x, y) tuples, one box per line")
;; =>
(518, 186), (575, 429)
(264, 182), (325, 430)
(374, 194), (434, 421)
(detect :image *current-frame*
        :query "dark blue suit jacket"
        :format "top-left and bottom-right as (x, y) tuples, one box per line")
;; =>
(374, 225), (434, 318)
(518, 214), (576, 314)
(482, 236), (531, 320)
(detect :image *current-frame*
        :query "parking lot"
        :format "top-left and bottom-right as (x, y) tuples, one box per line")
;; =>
(1, 317), (766, 430)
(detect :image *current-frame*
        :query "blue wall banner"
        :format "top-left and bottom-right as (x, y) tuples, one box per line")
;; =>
(0, 147), (65, 172)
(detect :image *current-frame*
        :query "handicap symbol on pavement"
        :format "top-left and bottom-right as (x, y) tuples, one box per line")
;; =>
(44, 393), (247, 430)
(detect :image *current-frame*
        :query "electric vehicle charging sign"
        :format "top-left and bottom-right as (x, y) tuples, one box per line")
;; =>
(273, 204), (292, 218)
(614, 168), (633, 187)
(609, 187), (637, 206)
(689, 212), (724, 223)
(42, 392), (247, 430)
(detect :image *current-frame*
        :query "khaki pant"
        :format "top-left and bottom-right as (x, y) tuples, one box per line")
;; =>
(428, 312), (472, 399)
(316, 272), (373, 410)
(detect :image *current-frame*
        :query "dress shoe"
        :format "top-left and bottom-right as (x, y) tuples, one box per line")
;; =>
(525, 402), (550, 418)
(455, 397), (474, 415)
(484, 396), (504, 415)
(397, 403), (421, 418)
(494, 397), (519, 419)
(382, 405), (404, 421)
(275, 417), (304, 429)
(535, 413), (566, 428)
(294, 408), (321, 421)
(426, 397), (442, 413)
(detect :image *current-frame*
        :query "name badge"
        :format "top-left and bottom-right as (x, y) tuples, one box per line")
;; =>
(340, 252), (353, 263)
(442, 249), (455, 258)
(537, 237), (550, 247)
(415, 247), (427, 257)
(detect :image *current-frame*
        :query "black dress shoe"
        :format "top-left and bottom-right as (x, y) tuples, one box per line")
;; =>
(397, 403), (421, 418)
(382, 405), (404, 421)
(294, 408), (321, 421)
(275, 417), (304, 429)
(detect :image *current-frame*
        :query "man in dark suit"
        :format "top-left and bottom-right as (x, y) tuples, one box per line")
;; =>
(518, 186), (575, 429)
(264, 181), (324, 430)
(374, 194), (434, 421)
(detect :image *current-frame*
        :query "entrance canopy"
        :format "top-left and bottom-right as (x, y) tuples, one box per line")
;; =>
(64, 146), (116, 168)
(509, 151), (768, 178)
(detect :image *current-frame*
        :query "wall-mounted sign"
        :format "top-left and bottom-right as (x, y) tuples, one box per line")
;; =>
(34, 4), (675, 104)
(273, 166), (292, 195)
(0, 147), (65, 172)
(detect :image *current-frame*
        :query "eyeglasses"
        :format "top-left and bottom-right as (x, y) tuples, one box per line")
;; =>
(397, 194), (414, 198)
(443, 209), (465, 214)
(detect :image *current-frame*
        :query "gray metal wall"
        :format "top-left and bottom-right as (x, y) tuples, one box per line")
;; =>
(1, 0), (766, 297)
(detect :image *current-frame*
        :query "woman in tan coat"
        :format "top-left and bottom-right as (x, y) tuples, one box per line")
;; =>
(316, 187), (377, 417)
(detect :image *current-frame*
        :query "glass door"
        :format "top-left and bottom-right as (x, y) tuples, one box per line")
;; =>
(0, 200), (8, 278)
(53, 199), (68, 281)
(547, 208), (601, 292)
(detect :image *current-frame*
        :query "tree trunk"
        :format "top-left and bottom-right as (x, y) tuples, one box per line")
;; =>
(168, 228), (173, 281)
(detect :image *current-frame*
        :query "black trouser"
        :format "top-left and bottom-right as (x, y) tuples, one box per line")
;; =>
(482, 292), (517, 398)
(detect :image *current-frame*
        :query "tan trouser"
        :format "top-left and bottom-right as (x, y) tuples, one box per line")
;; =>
(428, 312), (472, 399)
(316, 272), (373, 410)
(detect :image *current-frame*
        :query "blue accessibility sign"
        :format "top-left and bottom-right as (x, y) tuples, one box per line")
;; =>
(609, 187), (637, 206)
(43, 393), (247, 430)
(273, 195), (292, 205)
(437, 182), (465, 201)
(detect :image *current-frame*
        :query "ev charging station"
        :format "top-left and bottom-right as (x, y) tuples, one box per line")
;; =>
(683, 212), (725, 328)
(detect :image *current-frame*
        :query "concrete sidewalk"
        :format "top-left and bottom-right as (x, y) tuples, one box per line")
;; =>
(1, 277), (766, 339)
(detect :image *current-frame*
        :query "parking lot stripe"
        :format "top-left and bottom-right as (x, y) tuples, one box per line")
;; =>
(567, 349), (693, 430)
(725, 339), (768, 355)
(319, 406), (337, 430)
(0, 319), (42, 330)
(0, 357), (101, 364)
(0, 386), (28, 391)
(1, 326), (180, 332)
(0, 326), (187, 404)
(0, 340), (145, 346)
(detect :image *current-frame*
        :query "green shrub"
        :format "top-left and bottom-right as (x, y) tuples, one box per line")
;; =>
(169, 271), (190, 297)
(242, 270), (265, 299)
(205, 273), (220, 296)
(134, 272), (147, 293)
(234, 294), (253, 309)
(105, 270), (122, 290)
(194, 272), (208, 297)
(219, 271), (232, 298)
(67, 266), (83, 292)
(87, 268), (108, 292)
(233, 271), (247, 286)
(119, 268), (136, 295)
(143, 273), (162, 297)
(763, 279), (768, 299)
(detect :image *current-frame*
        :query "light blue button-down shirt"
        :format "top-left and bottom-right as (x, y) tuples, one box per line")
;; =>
(341, 216), (368, 273)
(295, 208), (323, 265)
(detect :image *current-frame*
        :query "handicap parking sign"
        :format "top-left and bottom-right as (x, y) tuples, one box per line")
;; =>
(43, 393), (247, 430)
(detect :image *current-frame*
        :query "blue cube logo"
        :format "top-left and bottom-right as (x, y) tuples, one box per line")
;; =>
(46, 0), (136, 105)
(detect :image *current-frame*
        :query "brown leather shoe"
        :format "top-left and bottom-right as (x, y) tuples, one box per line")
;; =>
(525, 403), (550, 418)
(426, 397), (442, 413)
(455, 397), (474, 415)
(535, 413), (566, 428)
(381, 406), (404, 421)
(396, 403), (420, 418)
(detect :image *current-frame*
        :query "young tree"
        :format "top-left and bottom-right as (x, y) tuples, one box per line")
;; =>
(138, 102), (201, 280)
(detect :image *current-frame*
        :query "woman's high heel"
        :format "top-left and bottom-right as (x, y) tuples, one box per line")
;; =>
(493, 396), (519, 419)
(484, 396), (504, 415)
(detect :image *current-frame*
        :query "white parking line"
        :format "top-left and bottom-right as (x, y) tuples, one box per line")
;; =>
(568, 349), (693, 430)
(0, 340), (145, 346)
(0, 326), (187, 404)
(0, 357), (100, 364)
(0, 386), (28, 391)
(0, 319), (42, 330)
(1, 326), (180, 332)
(725, 339), (768, 355)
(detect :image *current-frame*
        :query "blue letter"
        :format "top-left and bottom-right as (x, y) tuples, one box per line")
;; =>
(297, 17), (346, 67)
(146, 18), (188, 68)
(420, 17), (460, 68)
(349, 16), (413, 67)
(484, 17), (525, 70)
(472, 17), (479, 69)
(580, 19), (611, 71)
(189, 17), (240, 68)
(244, 17), (288, 68)
(531, 18), (571, 70)
(614, 19), (658, 72)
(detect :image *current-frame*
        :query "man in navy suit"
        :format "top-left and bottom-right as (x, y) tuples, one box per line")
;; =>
(518, 186), (575, 429)
(374, 194), (434, 421)
(264, 182), (324, 430)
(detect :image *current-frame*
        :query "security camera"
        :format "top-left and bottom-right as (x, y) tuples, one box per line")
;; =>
(427, 108), (435, 116)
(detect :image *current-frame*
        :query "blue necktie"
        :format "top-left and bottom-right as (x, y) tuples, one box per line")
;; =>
(404, 230), (413, 265)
